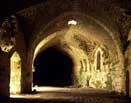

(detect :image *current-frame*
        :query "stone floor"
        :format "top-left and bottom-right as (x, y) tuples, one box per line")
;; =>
(2, 87), (131, 103)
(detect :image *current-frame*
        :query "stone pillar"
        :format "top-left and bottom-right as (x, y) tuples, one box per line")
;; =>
(15, 33), (31, 93)
(125, 43), (131, 97)
(9, 15), (32, 93)
(125, 49), (131, 96)
(21, 55), (32, 93)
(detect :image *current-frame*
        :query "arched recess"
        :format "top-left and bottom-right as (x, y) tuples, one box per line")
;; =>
(89, 46), (109, 88)
(96, 51), (101, 70)
(10, 51), (21, 94)
(94, 47), (104, 71)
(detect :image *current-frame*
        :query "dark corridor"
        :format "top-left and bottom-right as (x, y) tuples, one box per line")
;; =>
(33, 46), (74, 87)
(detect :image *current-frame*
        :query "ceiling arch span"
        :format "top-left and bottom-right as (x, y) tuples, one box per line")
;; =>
(31, 12), (122, 61)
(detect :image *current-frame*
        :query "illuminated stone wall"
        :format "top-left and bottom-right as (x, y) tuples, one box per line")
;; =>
(60, 34), (123, 92)
(10, 51), (21, 94)
(76, 45), (122, 91)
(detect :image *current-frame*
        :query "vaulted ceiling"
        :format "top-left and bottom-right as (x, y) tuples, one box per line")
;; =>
(0, 0), (131, 23)
(0, 0), (131, 52)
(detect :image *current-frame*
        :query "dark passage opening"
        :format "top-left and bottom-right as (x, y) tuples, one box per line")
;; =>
(33, 46), (74, 87)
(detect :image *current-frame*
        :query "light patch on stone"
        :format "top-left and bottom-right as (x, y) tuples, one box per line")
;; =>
(68, 20), (77, 25)
(1, 45), (14, 52)
(10, 51), (21, 94)
(128, 29), (131, 41)
(0, 37), (15, 52)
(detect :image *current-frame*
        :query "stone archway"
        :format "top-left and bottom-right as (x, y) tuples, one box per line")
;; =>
(33, 46), (74, 87)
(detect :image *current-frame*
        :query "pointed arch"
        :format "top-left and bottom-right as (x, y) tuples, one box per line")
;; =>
(93, 47), (103, 71)
(10, 51), (21, 94)
(96, 50), (101, 70)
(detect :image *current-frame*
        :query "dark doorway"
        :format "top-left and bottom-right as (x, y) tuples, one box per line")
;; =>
(33, 46), (74, 87)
